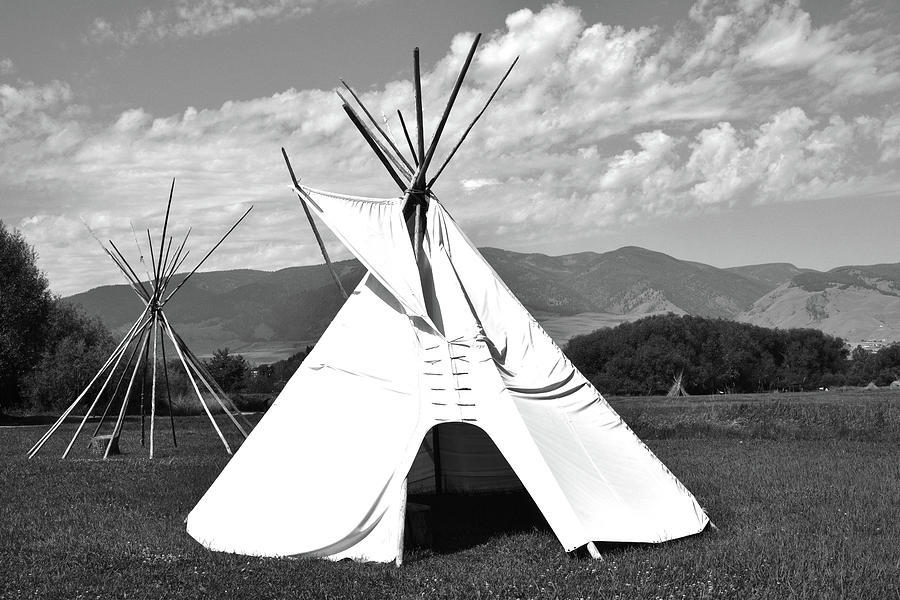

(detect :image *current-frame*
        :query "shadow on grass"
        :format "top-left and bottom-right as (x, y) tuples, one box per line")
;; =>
(408, 491), (550, 553)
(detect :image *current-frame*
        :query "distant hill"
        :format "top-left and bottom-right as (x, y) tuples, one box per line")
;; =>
(481, 246), (771, 318)
(68, 246), (900, 363)
(737, 263), (900, 346)
(725, 263), (814, 289)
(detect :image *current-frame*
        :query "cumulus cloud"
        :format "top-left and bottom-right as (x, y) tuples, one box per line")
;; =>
(86, 0), (358, 46)
(4, 0), (900, 294)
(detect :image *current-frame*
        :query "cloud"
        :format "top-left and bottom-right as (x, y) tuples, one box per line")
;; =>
(0, 58), (14, 76)
(4, 1), (900, 295)
(86, 0), (359, 46)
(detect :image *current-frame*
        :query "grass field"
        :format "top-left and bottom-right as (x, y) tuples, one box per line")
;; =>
(2, 391), (899, 599)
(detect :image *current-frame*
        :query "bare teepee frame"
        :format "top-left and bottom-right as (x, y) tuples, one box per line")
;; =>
(28, 181), (254, 459)
(667, 370), (690, 398)
(280, 37), (522, 562)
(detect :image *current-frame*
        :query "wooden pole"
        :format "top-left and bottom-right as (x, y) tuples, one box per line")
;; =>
(163, 206), (253, 304)
(139, 316), (150, 446)
(162, 316), (249, 438)
(340, 81), (415, 173)
(105, 325), (152, 459)
(91, 328), (146, 438)
(397, 110), (418, 166)
(160, 327), (177, 446)
(174, 329), (253, 434)
(157, 179), (175, 282)
(416, 33), (481, 189)
(414, 48), (425, 176)
(412, 203), (423, 263)
(180, 345), (249, 438)
(395, 477), (408, 567)
(60, 319), (149, 459)
(162, 318), (232, 454)
(337, 92), (412, 180)
(109, 240), (152, 299)
(29, 308), (149, 458)
(428, 56), (518, 189)
(341, 104), (407, 191)
(146, 229), (158, 292)
(281, 148), (349, 300)
(162, 249), (191, 294)
(105, 246), (151, 303)
(149, 312), (159, 458)
(160, 228), (192, 291)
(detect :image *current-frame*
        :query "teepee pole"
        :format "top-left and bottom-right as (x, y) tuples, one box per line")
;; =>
(416, 33), (481, 189)
(341, 80), (415, 173)
(162, 314), (249, 438)
(40, 332), (131, 458)
(104, 245), (151, 303)
(397, 110), (418, 166)
(28, 308), (149, 458)
(161, 228), (192, 291)
(162, 318), (232, 454)
(109, 240), (152, 299)
(341, 104), (407, 191)
(413, 48), (425, 172)
(281, 148), (349, 300)
(163, 207), (253, 304)
(149, 313), (159, 458)
(428, 56), (518, 189)
(146, 229), (158, 292)
(395, 477), (408, 567)
(138, 317), (150, 445)
(169, 322), (252, 433)
(162, 248), (191, 293)
(181, 348), (249, 438)
(91, 328), (146, 438)
(159, 327), (177, 446)
(105, 324), (153, 459)
(177, 337), (253, 435)
(157, 179), (175, 282)
(338, 91), (412, 180)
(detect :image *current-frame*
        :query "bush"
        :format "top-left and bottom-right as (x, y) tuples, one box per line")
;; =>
(22, 300), (114, 412)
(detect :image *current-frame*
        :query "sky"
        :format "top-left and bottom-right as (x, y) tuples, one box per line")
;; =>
(2, 0), (899, 296)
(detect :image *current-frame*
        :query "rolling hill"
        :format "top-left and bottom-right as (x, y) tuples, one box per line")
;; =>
(66, 246), (900, 363)
(66, 246), (792, 363)
(737, 263), (900, 347)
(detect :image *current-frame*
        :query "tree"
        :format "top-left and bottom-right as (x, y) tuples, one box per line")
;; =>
(205, 348), (249, 393)
(23, 299), (114, 411)
(0, 221), (52, 411)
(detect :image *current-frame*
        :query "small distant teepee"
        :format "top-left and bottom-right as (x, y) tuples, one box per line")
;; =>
(667, 370), (690, 397)
(864, 381), (879, 390)
(28, 180), (254, 460)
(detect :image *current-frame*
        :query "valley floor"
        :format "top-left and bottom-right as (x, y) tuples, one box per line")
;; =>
(2, 391), (898, 599)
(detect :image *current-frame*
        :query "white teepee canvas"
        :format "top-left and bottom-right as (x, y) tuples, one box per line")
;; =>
(188, 37), (709, 563)
(186, 189), (710, 561)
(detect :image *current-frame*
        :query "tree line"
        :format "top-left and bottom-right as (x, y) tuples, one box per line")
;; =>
(564, 313), (897, 395)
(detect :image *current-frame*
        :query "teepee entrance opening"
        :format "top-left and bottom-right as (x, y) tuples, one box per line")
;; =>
(405, 423), (547, 552)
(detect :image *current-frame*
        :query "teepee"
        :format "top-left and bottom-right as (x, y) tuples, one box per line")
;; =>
(28, 181), (254, 460)
(667, 370), (690, 397)
(187, 38), (710, 563)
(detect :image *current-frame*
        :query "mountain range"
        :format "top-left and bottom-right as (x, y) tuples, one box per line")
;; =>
(66, 246), (900, 364)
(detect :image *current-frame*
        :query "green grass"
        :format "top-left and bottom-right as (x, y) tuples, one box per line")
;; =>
(2, 391), (899, 599)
